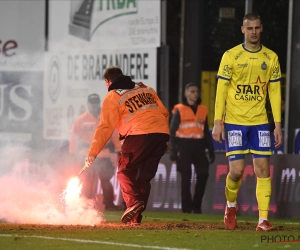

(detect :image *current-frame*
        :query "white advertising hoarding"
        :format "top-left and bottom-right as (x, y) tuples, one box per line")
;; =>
(43, 48), (157, 140)
(46, 0), (161, 141)
(0, 0), (45, 72)
(48, 0), (161, 50)
(0, 0), (45, 144)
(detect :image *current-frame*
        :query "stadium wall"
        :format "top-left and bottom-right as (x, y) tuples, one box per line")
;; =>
(146, 153), (300, 219)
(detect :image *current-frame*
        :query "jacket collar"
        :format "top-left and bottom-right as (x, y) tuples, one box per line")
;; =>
(108, 75), (135, 91)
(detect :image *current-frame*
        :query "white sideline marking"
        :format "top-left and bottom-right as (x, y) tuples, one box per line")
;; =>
(0, 234), (190, 250)
(284, 222), (300, 225)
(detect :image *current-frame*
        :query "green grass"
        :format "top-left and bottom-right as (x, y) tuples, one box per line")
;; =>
(1, 211), (300, 250)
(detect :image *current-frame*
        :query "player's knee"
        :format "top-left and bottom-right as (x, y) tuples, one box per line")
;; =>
(229, 171), (243, 182)
(253, 155), (270, 177)
(228, 154), (245, 181)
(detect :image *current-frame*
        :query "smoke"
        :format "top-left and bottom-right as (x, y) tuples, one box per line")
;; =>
(0, 48), (106, 225)
(0, 145), (103, 225)
(0, 0), (130, 226)
(0, 39), (104, 225)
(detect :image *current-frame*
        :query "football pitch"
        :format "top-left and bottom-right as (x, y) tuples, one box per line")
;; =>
(1, 211), (300, 250)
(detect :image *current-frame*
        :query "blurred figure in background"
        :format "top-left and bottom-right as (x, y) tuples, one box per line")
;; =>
(170, 83), (215, 214)
(69, 93), (122, 211)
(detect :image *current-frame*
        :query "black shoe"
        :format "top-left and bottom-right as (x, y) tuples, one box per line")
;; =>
(121, 201), (144, 223)
(193, 208), (202, 214)
(125, 213), (142, 226)
(182, 208), (192, 213)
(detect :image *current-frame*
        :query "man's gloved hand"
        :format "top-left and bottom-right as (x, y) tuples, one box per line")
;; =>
(170, 151), (178, 161)
(209, 149), (215, 164)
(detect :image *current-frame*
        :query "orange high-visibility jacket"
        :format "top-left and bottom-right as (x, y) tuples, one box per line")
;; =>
(69, 111), (120, 157)
(172, 104), (208, 139)
(88, 82), (170, 157)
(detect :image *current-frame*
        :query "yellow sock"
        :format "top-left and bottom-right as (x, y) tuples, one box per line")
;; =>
(256, 177), (271, 220)
(225, 173), (242, 203)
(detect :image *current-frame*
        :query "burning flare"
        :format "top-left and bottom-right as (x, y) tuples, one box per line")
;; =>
(64, 177), (82, 201)
(59, 176), (103, 225)
(0, 156), (103, 225)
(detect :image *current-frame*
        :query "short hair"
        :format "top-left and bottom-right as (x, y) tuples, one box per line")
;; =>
(243, 13), (261, 24)
(103, 66), (123, 82)
(185, 83), (199, 91)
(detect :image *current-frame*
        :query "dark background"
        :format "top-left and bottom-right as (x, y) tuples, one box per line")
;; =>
(166, 0), (289, 109)
(148, 152), (300, 219)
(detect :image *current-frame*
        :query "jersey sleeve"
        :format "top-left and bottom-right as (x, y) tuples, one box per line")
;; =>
(214, 78), (229, 121)
(268, 55), (282, 123)
(214, 51), (232, 120)
(217, 51), (232, 80)
(269, 55), (282, 82)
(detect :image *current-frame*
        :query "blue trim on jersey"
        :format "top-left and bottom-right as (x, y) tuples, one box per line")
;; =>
(252, 154), (270, 159)
(269, 78), (282, 82)
(217, 75), (230, 81)
(228, 154), (245, 162)
(242, 43), (262, 53)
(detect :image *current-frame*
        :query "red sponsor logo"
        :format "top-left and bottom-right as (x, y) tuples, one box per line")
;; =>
(0, 40), (18, 57)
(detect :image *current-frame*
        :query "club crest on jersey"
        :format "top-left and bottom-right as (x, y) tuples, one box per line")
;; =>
(261, 62), (267, 70)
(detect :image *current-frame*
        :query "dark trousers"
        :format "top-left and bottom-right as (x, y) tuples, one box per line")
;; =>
(176, 147), (209, 213)
(81, 157), (115, 208)
(117, 133), (170, 210)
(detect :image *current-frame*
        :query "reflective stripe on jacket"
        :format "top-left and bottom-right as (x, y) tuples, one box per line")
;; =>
(88, 82), (170, 157)
(173, 104), (208, 139)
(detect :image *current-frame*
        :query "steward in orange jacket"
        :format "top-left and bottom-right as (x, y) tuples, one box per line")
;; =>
(170, 83), (215, 214)
(87, 85), (169, 157)
(85, 66), (170, 225)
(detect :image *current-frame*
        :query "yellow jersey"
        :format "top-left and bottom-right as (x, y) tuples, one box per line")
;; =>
(215, 43), (282, 125)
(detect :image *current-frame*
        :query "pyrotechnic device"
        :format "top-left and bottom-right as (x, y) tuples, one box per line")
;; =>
(78, 164), (89, 176)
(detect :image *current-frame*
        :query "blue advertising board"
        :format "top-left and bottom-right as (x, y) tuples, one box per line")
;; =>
(294, 129), (300, 154)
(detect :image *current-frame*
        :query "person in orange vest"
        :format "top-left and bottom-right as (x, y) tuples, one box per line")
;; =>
(170, 83), (215, 214)
(69, 93), (122, 211)
(84, 66), (170, 225)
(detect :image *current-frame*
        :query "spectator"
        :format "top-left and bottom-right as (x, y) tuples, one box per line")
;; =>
(69, 93), (122, 211)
